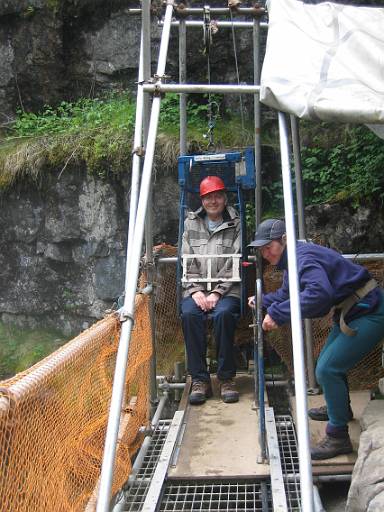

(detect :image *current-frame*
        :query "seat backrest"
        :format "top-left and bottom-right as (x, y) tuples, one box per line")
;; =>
(178, 148), (255, 212)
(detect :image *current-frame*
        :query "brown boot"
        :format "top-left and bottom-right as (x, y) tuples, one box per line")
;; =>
(308, 405), (354, 422)
(219, 378), (239, 403)
(311, 434), (353, 460)
(189, 380), (213, 405)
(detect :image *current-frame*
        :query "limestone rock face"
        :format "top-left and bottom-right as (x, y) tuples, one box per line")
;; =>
(347, 400), (384, 511)
(305, 202), (384, 253)
(0, 0), (257, 118)
(0, 166), (179, 334)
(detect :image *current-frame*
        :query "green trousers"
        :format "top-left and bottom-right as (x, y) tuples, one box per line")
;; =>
(316, 290), (384, 428)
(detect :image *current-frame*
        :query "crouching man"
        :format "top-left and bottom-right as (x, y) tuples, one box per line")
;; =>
(181, 176), (241, 405)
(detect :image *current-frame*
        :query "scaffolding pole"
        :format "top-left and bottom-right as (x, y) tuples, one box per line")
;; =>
(253, 17), (262, 229)
(96, 2), (175, 509)
(143, 84), (260, 94)
(278, 112), (314, 512)
(141, 0), (158, 414)
(179, 18), (187, 155)
(165, 20), (268, 28)
(290, 114), (317, 392)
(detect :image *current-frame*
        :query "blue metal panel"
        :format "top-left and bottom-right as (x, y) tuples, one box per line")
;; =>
(178, 148), (255, 193)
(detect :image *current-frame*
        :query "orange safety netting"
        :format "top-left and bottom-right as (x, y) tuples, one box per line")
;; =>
(0, 293), (152, 512)
(153, 244), (185, 376)
(1, 244), (383, 511)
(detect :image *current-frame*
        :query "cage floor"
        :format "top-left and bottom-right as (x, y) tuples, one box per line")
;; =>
(121, 414), (301, 511)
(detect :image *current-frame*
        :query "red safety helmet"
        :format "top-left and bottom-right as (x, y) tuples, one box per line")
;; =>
(199, 176), (226, 197)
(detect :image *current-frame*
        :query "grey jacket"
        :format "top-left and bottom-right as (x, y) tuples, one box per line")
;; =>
(181, 205), (241, 299)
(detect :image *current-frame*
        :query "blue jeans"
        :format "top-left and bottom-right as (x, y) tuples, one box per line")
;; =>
(181, 296), (240, 382)
(316, 290), (384, 428)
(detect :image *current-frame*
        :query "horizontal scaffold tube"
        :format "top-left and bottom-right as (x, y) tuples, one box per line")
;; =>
(142, 83), (260, 94)
(157, 254), (384, 266)
(129, 7), (264, 15)
(163, 20), (268, 28)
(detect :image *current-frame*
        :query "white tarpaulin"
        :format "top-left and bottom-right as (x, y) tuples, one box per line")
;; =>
(260, 0), (384, 127)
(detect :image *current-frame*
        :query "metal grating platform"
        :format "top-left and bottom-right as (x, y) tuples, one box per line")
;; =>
(122, 415), (302, 511)
(122, 420), (172, 511)
(276, 415), (301, 512)
(159, 481), (272, 511)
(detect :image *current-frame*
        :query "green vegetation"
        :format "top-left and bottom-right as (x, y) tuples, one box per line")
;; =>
(1, 94), (383, 212)
(301, 123), (384, 207)
(0, 92), (254, 189)
(0, 322), (68, 380)
(260, 122), (384, 215)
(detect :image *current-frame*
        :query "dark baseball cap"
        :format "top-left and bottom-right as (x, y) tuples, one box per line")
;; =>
(248, 219), (286, 248)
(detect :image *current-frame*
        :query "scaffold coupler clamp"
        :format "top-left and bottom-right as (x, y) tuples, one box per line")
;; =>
(151, 73), (169, 97)
(228, 0), (241, 11)
(251, 2), (266, 18)
(132, 146), (145, 157)
(175, 2), (188, 18)
(119, 307), (135, 324)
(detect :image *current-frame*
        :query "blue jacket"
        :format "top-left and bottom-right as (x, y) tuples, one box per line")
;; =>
(263, 242), (381, 326)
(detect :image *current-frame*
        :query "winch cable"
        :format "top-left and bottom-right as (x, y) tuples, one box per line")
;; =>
(203, 6), (219, 148)
(229, 8), (245, 134)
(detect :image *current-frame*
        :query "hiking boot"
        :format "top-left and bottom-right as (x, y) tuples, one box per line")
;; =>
(219, 378), (239, 404)
(308, 405), (354, 422)
(311, 434), (353, 460)
(189, 380), (213, 405)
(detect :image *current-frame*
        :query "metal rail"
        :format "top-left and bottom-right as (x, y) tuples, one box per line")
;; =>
(142, 411), (185, 511)
(179, 18), (187, 155)
(278, 112), (314, 511)
(96, 1), (175, 509)
(165, 20), (268, 28)
(290, 115), (317, 392)
(129, 7), (265, 15)
(253, 18), (262, 228)
(142, 83), (260, 94)
(256, 278), (267, 462)
(265, 408), (288, 511)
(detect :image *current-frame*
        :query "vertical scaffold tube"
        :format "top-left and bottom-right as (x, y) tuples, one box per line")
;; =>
(278, 112), (314, 512)
(253, 18), (262, 228)
(96, 2), (175, 510)
(179, 19), (187, 155)
(256, 278), (267, 461)
(290, 114), (317, 391)
(141, 0), (158, 414)
(127, 37), (145, 263)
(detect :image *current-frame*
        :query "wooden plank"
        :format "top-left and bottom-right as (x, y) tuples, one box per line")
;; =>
(168, 374), (270, 479)
(289, 390), (371, 471)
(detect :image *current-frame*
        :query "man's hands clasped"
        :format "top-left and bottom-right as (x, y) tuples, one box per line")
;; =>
(192, 291), (220, 312)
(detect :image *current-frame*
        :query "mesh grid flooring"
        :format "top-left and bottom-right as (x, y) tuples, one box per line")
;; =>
(276, 415), (301, 512)
(122, 420), (172, 511)
(122, 415), (301, 511)
(159, 480), (271, 511)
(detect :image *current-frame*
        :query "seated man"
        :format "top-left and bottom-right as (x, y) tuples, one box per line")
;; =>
(181, 175), (241, 405)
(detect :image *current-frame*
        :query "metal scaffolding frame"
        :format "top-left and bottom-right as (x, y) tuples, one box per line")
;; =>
(97, 3), (318, 510)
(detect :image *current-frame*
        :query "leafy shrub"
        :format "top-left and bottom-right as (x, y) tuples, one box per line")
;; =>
(301, 124), (384, 206)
